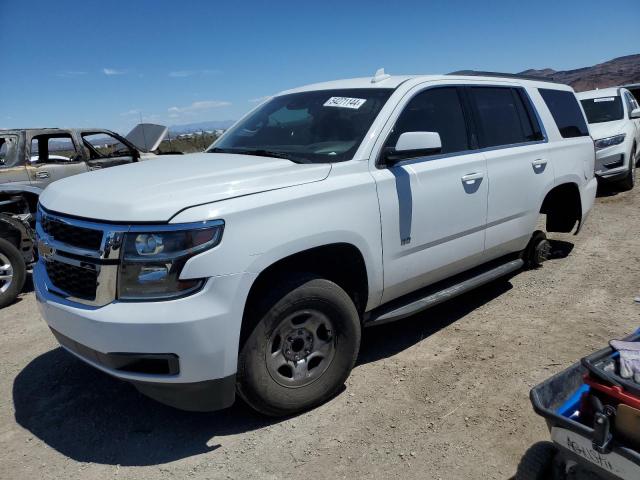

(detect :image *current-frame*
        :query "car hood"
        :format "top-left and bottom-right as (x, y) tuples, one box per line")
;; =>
(39, 153), (331, 222)
(588, 120), (626, 140)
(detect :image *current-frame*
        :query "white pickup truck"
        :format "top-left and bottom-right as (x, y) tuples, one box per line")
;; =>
(34, 71), (597, 416)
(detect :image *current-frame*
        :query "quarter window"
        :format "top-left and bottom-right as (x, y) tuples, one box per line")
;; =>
(469, 87), (543, 148)
(539, 88), (589, 138)
(0, 135), (18, 167)
(385, 87), (470, 156)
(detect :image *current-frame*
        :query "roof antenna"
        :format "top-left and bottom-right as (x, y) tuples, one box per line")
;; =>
(371, 68), (390, 83)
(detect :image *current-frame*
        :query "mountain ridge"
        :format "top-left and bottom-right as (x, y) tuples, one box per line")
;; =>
(518, 54), (640, 91)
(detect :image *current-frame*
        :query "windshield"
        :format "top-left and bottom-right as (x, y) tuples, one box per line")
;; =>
(580, 96), (624, 124)
(209, 89), (393, 163)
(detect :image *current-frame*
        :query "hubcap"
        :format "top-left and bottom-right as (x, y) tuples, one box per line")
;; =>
(266, 310), (336, 388)
(0, 253), (14, 294)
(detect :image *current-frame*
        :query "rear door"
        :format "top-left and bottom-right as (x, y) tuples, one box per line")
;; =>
(467, 85), (553, 258)
(26, 133), (88, 190)
(81, 131), (138, 170)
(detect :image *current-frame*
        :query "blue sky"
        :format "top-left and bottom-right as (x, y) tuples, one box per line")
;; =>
(1, 0), (638, 133)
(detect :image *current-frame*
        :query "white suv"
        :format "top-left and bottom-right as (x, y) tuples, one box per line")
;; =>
(577, 87), (640, 190)
(34, 71), (597, 416)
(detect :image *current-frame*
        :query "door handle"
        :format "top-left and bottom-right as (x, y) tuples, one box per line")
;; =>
(532, 158), (548, 169)
(461, 172), (484, 184)
(35, 171), (50, 179)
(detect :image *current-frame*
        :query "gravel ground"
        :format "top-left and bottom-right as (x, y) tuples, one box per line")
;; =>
(1, 185), (639, 480)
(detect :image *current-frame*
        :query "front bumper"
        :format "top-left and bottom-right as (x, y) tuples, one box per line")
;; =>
(594, 144), (629, 180)
(35, 261), (255, 411)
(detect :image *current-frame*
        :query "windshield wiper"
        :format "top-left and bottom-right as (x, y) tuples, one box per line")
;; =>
(208, 147), (304, 163)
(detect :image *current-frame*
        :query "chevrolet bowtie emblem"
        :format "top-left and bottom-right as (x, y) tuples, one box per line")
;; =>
(37, 239), (56, 262)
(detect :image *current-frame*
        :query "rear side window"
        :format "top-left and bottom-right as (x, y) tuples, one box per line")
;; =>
(539, 89), (589, 138)
(469, 87), (543, 148)
(386, 87), (470, 156)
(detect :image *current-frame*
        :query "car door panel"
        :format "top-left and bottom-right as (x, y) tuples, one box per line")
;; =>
(82, 131), (137, 171)
(467, 85), (553, 259)
(373, 152), (488, 303)
(370, 85), (489, 304)
(483, 142), (553, 258)
(26, 133), (88, 190)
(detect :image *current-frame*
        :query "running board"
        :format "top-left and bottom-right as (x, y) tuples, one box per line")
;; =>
(365, 258), (524, 326)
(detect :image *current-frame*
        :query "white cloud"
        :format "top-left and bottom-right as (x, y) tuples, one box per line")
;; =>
(56, 71), (87, 78)
(103, 68), (126, 75)
(168, 100), (231, 114)
(248, 95), (271, 103)
(120, 109), (140, 116)
(169, 70), (196, 78)
(169, 69), (220, 78)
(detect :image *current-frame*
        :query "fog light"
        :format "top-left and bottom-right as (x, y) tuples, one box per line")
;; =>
(138, 265), (169, 284)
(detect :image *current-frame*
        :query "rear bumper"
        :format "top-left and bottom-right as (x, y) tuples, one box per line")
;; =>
(35, 261), (255, 411)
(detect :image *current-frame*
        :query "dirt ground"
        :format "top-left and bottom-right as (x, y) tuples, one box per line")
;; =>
(1, 185), (639, 480)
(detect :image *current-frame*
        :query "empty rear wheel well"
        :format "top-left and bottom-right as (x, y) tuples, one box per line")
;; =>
(540, 183), (582, 233)
(242, 243), (369, 333)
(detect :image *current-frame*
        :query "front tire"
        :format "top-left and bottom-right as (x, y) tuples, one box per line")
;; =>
(0, 238), (26, 309)
(237, 274), (361, 417)
(618, 147), (636, 191)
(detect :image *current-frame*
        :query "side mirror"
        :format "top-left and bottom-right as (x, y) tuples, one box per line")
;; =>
(631, 108), (640, 119)
(384, 132), (442, 165)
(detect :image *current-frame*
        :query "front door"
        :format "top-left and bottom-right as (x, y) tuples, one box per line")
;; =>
(81, 131), (138, 171)
(371, 86), (489, 303)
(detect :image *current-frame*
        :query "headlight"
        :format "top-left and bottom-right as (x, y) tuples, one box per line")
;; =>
(595, 134), (626, 150)
(118, 221), (224, 300)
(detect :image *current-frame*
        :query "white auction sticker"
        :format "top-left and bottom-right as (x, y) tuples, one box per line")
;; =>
(594, 97), (615, 102)
(324, 97), (367, 109)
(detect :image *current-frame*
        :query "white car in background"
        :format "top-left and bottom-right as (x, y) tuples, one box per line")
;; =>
(578, 87), (640, 190)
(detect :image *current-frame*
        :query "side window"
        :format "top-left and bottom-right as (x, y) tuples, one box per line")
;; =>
(0, 135), (18, 167)
(625, 92), (639, 115)
(385, 87), (470, 156)
(538, 88), (589, 138)
(82, 132), (133, 159)
(470, 87), (543, 148)
(30, 134), (80, 163)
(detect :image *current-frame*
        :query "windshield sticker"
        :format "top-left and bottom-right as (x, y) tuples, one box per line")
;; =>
(594, 97), (615, 102)
(324, 97), (367, 109)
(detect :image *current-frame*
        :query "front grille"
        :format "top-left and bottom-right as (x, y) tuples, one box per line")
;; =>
(41, 214), (103, 250)
(45, 260), (98, 300)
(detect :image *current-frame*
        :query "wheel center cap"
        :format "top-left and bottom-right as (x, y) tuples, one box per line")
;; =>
(283, 328), (314, 361)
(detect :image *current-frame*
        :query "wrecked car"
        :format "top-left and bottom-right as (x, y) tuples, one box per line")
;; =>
(0, 124), (166, 307)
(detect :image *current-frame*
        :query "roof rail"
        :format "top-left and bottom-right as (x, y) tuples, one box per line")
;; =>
(447, 70), (565, 84)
